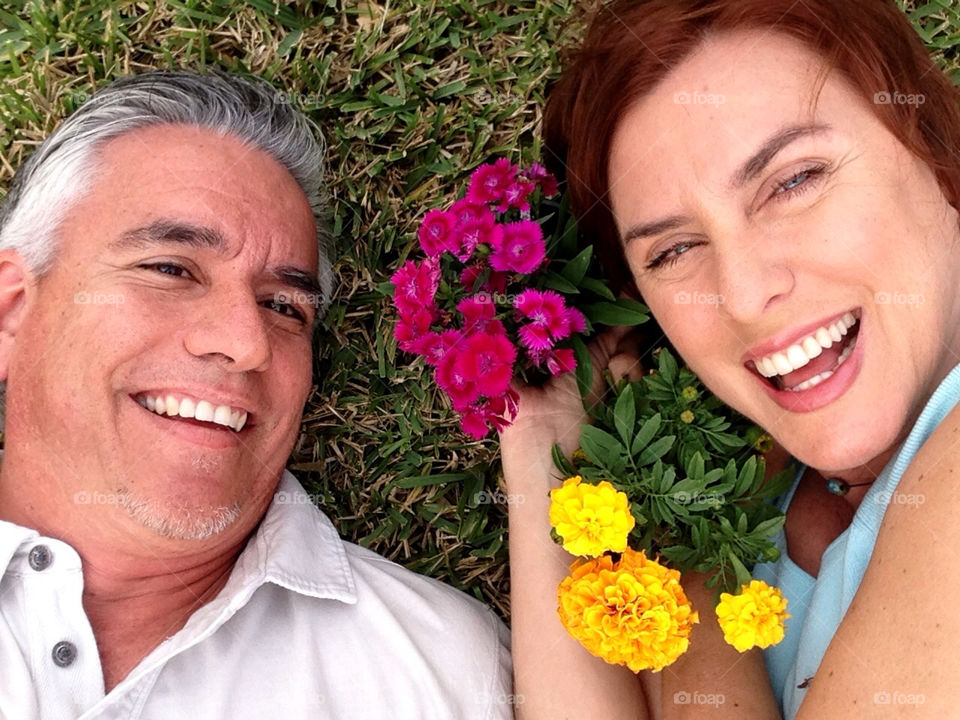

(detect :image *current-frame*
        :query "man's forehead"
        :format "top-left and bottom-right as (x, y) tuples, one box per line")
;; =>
(72, 124), (318, 263)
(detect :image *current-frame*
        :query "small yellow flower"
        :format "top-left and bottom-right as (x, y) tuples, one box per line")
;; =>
(557, 548), (699, 672)
(549, 476), (635, 556)
(753, 432), (774, 453)
(716, 579), (790, 652)
(681, 386), (698, 401)
(680, 410), (695, 424)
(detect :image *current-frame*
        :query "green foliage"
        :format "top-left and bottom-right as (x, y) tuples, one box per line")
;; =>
(556, 348), (795, 597)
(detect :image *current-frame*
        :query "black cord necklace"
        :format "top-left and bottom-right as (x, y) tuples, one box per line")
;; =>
(824, 477), (874, 496)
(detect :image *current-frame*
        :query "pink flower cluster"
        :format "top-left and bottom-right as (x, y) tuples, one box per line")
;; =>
(391, 160), (584, 439)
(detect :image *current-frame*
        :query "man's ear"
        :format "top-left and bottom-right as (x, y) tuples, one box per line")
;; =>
(0, 249), (33, 383)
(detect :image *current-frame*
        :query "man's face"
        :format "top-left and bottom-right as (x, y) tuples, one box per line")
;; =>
(4, 124), (319, 541)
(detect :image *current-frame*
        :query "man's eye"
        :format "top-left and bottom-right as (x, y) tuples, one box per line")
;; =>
(263, 298), (306, 322)
(141, 262), (190, 278)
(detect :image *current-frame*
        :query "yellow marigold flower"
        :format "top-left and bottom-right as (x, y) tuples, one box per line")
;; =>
(681, 385), (698, 400)
(549, 476), (635, 557)
(716, 579), (790, 652)
(680, 410), (695, 424)
(557, 548), (699, 672)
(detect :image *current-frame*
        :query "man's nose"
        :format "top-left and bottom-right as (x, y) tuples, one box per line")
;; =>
(182, 287), (272, 372)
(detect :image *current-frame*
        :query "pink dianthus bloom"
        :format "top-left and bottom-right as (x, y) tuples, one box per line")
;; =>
(394, 307), (435, 353)
(514, 289), (586, 340)
(418, 209), (459, 257)
(545, 347), (577, 376)
(457, 295), (505, 335)
(466, 158), (518, 207)
(459, 389), (520, 439)
(449, 331), (517, 401)
(456, 210), (502, 262)
(500, 180), (536, 212)
(523, 163), (559, 196)
(391, 258), (440, 315)
(489, 220), (546, 275)
(421, 329), (464, 367)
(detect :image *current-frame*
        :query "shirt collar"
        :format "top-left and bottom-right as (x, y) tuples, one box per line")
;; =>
(0, 520), (37, 575)
(226, 471), (358, 604)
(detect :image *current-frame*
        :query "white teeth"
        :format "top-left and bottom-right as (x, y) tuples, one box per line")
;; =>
(214, 405), (233, 426)
(178, 397), (196, 419)
(137, 393), (249, 432)
(786, 344), (810, 370)
(801, 336), (823, 359)
(815, 327), (833, 348)
(784, 327), (857, 392)
(754, 312), (859, 378)
(195, 400), (214, 423)
(771, 352), (794, 375)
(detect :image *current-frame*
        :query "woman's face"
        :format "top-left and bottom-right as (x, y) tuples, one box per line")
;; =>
(608, 30), (960, 473)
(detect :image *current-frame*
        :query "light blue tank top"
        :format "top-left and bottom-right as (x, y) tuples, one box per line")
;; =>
(753, 362), (960, 719)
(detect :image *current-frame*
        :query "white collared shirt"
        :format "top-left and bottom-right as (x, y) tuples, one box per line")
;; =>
(0, 472), (513, 720)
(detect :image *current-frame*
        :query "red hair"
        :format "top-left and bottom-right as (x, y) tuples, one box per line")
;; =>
(544, 0), (960, 293)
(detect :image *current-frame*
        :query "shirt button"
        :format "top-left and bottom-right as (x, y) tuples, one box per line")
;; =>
(51, 641), (77, 668)
(28, 545), (53, 571)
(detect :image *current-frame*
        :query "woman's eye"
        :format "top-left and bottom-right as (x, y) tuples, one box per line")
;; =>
(770, 164), (828, 201)
(646, 240), (702, 271)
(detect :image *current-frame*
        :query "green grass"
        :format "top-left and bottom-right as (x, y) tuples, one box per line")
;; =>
(0, 0), (957, 619)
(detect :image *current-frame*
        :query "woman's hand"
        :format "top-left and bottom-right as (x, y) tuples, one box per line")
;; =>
(500, 325), (645, 485)
(501, 326), (653, 720)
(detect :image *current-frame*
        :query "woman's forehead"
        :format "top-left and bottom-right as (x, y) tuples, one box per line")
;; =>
(607, 31), (870, 207)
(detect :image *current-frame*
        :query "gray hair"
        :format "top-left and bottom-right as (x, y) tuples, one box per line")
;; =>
(0, 70), (334, 428)
(0, 69), (334, 306)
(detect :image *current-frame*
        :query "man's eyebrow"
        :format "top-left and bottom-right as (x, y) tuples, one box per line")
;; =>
(111, 219), (228, 251)
(732, 122), (832, 188)
(621, 123), (833, 245)
(274, 266), (323, 298)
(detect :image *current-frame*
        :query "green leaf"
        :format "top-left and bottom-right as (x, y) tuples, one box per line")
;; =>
(734, 455), (758, 496)
(685, 451), (705, 482)
(559, 245), (593, 286)
(638, 435), (675, 465)
(578, 276), (617, 301)
(552, 443), (576, 478)
(631, 412), (662, 455)
(583, 298), (650, 326)
(571, 336), (593, 400)
(658, 348), (679, 385)
(542, 271), (580, 294)
(579, 425), (626, 469)
(727, 550), (753, 587)
(394, 472), (471, 489)
(750, 515), (786, 539)
(613, 384), (636, 445)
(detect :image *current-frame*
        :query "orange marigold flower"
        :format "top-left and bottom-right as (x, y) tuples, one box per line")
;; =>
(716, 579), (790, 652)
(557, 548), (699, 672)
(549, 476), (635, 557)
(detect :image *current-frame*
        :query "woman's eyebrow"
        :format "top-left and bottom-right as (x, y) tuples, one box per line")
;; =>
(621, 123), (834, 244)
(731, 122), (832, 188)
